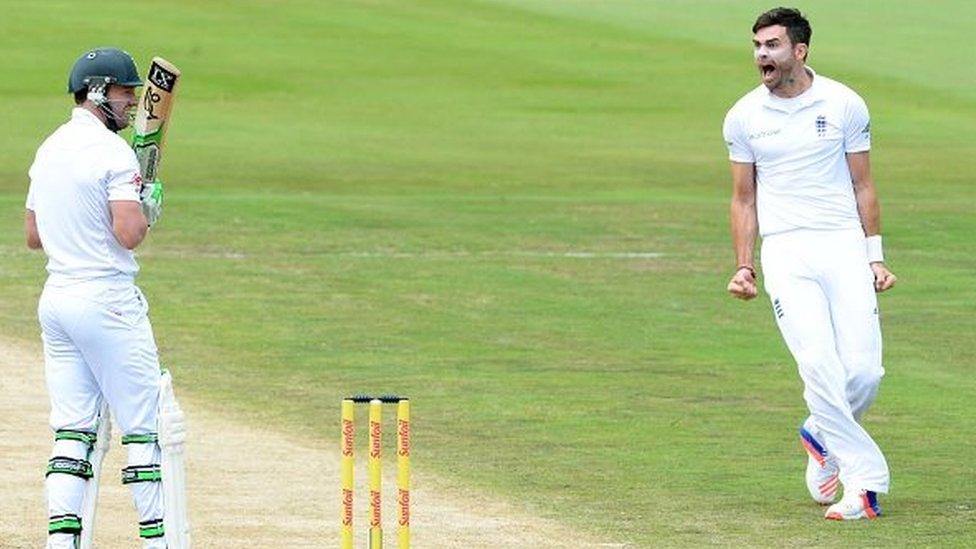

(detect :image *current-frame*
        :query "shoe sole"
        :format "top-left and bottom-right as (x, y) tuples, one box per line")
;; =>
(825, 511), (880, 521)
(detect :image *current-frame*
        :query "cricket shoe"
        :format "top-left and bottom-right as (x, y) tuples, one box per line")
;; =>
(825, 489), (882, 520)
(800, 426), (839, 504)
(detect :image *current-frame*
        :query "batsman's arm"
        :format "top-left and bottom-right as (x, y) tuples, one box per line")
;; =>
(728, 161), (759, 299)
(110, 200), (148, 250)
(25, 209), (42, 249)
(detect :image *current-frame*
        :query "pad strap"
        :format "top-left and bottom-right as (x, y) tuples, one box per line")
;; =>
(47, 515), (81, 534)
(49, 514), (83, 534)
(140, 518), (165, 539)
(122, 464), (162, 484)
(47, 456), (93, 479)
(122, 433), (159, 445)
(55, 429), (97, 446)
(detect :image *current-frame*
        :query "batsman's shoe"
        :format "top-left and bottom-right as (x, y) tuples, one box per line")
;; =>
(800, 427), (839, 504)
(824, 489), (882, 521)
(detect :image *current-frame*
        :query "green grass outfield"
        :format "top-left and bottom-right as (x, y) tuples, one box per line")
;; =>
(2, 0), (974, 545)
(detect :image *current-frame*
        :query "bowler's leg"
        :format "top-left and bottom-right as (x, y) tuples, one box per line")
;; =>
(763, 262), (887, 495)
(824, 235), (889, 492)
(824, 236), (885, 419)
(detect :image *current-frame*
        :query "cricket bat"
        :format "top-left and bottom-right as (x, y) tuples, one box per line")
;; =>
(132, 57), (181, 182)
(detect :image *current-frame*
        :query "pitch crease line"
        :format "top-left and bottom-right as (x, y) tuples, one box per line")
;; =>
(333, 251), (664, 259)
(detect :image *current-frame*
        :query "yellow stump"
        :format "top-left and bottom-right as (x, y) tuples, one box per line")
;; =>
(340, 400), (355, 549)
(397, 399), (411, 549)
(368, 399), (383, 549)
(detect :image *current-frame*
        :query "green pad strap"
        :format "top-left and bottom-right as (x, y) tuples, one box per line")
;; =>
(48, 514), (82, 534)
(122, 464), (162, 484)
(139, 518), (165, 539)
(46, 457), (93, 479)
(122, 433), (159, 445)
(54, 430), (97, 446)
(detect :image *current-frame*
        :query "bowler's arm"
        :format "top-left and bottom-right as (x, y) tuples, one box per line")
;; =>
(848, 152), (879, 236)
(848, 151), (896, 291)
(25, 210), (42, 249)
(727, 162), (759, 299)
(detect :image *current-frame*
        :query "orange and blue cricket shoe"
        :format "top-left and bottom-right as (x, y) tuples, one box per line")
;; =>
(800, 426), (839, 504)
(825, 489), (882, 520)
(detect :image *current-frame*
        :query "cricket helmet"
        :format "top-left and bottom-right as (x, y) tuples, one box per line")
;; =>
(68, 47), (143, 94)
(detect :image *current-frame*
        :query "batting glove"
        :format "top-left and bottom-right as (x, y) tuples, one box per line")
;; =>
(140, 178), (164, 227)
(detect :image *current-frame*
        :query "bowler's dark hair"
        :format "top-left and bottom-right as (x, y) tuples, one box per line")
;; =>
(753, 7), (812, 50)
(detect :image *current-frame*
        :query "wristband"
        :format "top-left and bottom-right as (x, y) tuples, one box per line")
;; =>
(736, 264), (756, 278)
(865, 235), (884, 263)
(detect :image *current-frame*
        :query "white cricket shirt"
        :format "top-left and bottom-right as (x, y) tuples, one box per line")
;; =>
(27, 108), (143, 285)
(723, 68), (871, 236)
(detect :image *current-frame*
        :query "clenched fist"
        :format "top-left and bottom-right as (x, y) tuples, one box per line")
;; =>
(727, 265), (758, 300)
(870, 262), (897, 292)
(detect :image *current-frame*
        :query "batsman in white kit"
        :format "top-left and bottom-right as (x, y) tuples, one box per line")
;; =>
(24, 48), (190, 547)
(723, 9), (897, 520)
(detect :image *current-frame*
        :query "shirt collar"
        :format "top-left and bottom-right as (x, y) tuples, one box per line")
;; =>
(71, 107), (106, 127)
(762, 66), (821, 112)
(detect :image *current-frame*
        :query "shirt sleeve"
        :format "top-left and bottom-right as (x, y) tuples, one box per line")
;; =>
(844, 93), (871, 153)
(104, 143), (142, 202)
(26, 159), (39, 210)
(723, 108), (755, 163)
(25, 182), (35, 210)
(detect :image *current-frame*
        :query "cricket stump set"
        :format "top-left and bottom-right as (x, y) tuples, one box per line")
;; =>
(341, 395), (411, 549)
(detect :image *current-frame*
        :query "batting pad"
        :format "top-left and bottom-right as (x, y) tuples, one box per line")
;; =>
(159, 370), (191, 548)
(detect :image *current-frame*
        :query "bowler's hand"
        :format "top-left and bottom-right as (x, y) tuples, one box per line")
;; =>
(727, 266), (758, 300)
(870, 262), (897, 292)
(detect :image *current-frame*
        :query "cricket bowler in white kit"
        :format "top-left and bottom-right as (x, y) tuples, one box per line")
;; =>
(25, 48), (188, 548)
(723, 8), (897, 520)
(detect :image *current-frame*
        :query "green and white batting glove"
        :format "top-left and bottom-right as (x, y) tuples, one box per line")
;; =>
(140, 178), (164, 227)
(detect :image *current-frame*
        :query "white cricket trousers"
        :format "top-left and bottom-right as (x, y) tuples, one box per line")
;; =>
(39, 276), (165, 548)
(761, 228), (890, 494)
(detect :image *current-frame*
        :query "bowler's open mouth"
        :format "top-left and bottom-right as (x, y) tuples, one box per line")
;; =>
(761, 63), (776, 77)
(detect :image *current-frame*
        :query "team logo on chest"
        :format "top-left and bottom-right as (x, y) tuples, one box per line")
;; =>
(816, 115), (827, 137)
